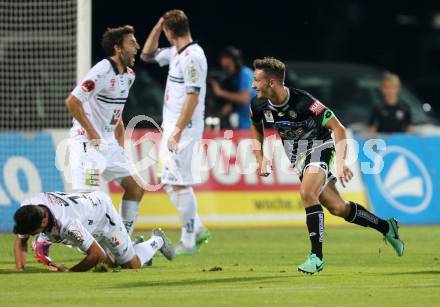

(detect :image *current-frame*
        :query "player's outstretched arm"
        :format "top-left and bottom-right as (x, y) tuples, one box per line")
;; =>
(69, 241), (108, 272)
(14, 236), (29, 271)
(141, 17), (164, 63)
(65, 95), (100, 143)
(325, 116), (353, 187)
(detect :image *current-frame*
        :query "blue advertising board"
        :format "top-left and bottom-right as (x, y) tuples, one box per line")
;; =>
(0, 132), (64, 231)
(357, 135), (440, 224)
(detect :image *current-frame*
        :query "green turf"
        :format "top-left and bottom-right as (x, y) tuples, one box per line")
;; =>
(0, 226), (439, 307)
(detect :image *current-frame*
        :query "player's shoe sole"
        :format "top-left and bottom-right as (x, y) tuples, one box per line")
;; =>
(175, 242), (198, 256)
(196, 228), (212, 250)
(152, 228), (175, 261)
(384, 218), (405, 256)
(298, 254), (324, 275)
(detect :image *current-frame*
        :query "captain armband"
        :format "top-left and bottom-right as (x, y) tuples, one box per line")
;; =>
(321, 108), (335, 126)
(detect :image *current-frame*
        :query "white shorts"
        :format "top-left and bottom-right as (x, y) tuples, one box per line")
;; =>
(93, 192), (135, 264)
(296, 145), (336, 196)
(159, 124), (203, 186)
(69, 139), (137, 191)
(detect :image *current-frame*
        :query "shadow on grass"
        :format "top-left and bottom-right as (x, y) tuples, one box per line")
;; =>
(112, 275), (296, 288)
(0, 267), (50, 274)
(378, 270), (440, 276)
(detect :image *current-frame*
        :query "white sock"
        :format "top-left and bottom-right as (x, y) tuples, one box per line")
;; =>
(167, 186), (203, 233)
(119, 200), (139, 236)
(190, 191), (204, 233)
(167, 188), (196, 247)
(134, 236), (164, 266)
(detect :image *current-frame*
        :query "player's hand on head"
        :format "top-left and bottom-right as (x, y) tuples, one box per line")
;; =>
(155, 17), (165, 31)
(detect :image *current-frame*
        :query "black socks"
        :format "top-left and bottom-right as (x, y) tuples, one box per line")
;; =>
(345, 202), (389, 235)
(305, 204), (324, 260)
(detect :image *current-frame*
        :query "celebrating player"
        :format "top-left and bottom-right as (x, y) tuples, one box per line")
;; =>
(250, 57), (404, 274)
(13, 191), (175, 272)
(141, 10), (210, 255)
(65, 25), (143, 235)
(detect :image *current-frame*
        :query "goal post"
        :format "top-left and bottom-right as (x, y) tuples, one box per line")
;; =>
(76, 0), (91, 84)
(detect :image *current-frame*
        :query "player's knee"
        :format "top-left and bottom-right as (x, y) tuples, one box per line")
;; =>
(299, 189), (320, 205)
(124, 183), (144, 201)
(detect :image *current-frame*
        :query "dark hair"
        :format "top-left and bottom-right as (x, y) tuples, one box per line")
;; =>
(13, 205), (44, 235)
(253, 57), (285, 83)
(163, 9), (190, 37)
(101, 25), (135, 56)
(220, 46), (243, 70)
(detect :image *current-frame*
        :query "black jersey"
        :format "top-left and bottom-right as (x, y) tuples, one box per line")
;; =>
(250, 87), (335, 165)
(368, 101), (411, 133)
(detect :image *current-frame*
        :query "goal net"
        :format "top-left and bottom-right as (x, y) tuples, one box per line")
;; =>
(0, 0), (91, 230)
(0, 0), (81, 129)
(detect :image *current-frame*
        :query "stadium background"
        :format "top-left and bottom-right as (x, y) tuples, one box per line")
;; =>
(1, 0), (440, 231)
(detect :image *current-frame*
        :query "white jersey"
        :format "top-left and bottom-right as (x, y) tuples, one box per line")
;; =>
(154, 42), (207, 130)
(20, 191), (115, 253)
(70, 58), (135, 144)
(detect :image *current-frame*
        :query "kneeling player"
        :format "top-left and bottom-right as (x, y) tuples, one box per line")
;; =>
(13, 191), (175, 272)
(250, 57), (405, 274)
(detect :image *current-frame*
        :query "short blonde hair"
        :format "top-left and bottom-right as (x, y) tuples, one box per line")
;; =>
(253, 57), (285, 83)
(382, 72), (400, 86)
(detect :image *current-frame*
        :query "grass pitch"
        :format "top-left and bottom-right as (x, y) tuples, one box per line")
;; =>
(0, 226), (439, 307)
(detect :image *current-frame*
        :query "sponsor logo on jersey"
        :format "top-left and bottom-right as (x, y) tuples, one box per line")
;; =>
(288, 110), (297, 118)
(110, 109), (122, 125)
(81, 80), (95, 92)
(67, 229), (84, 244)
(77, 128), (86, 136)
(309, 100), (325, 115)
(111, 236), (120, 247)
(263, 110), (274, 122)
(186, 63), (199, 84)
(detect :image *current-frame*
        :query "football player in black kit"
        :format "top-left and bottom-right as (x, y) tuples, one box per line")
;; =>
(250, 57), (404, 274)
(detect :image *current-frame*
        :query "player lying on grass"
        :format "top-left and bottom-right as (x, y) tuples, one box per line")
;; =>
(13, 191), (175, 272)
(250, 57), (405, 275)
